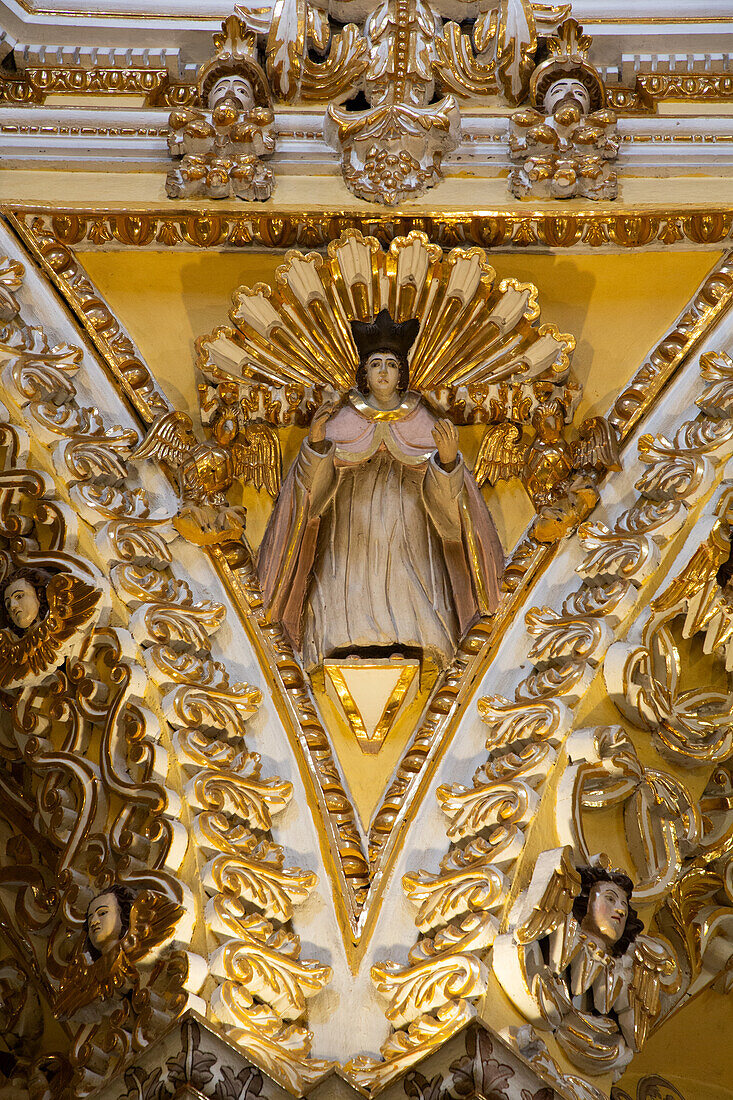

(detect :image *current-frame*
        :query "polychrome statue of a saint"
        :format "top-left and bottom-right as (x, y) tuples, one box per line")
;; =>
(257, 310), (504, 671)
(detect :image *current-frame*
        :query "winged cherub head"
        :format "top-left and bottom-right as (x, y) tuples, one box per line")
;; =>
(572, 866), (644, 955)
(85, 885), (135, 959)
(0, 569), (49, 635)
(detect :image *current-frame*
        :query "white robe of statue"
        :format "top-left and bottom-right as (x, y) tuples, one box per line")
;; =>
(258, 389), (504, 672)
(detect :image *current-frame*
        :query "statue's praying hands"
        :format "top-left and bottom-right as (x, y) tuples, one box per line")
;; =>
(432, 418), (459, 469)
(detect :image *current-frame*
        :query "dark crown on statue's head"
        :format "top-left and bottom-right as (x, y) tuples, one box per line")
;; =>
(351, 308), (420, 363)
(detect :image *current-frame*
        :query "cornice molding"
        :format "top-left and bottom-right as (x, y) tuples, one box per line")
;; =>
(1, 108), (733, 175)
(0, 2), (731, 76)
(7, 204), (733, 253)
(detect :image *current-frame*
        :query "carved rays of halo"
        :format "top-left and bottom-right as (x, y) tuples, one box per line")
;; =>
(197, 229), (576, 414)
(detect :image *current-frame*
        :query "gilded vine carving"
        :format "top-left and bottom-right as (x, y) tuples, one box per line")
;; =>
(361, 319), (733, 1085)
(0, 252), (331, 1097)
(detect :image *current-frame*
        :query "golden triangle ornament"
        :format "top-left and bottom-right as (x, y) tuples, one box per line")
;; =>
(323, 658), (419, 754)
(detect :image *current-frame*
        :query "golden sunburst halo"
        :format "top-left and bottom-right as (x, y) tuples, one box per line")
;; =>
(196, 229), (578, 425)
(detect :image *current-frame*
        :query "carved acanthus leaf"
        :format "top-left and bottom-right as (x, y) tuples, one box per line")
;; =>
(697, 349), (733, 418)
(476, 696), (571, 748)
(200, 815), (317, 922)
(343, 1000), (475, 1090)
(371, 914), (496, 1025)
(210, 920), (332, 1021)
(525, 605), (611, 662)
(403, 848), (507, 932)
(187, 756), (293, 829)
(212, 997), (333, 1091)
(437, 779), (540, 843)
(164, 682), (261, 738)
(577, 521), (660, 582)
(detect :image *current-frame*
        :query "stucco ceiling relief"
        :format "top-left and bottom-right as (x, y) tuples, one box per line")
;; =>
(0, 218), (733, 1100)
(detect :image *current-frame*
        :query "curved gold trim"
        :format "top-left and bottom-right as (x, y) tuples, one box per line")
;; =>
(348, 388), (420, 421)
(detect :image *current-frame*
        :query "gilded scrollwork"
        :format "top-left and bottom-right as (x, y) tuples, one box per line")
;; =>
(6, 179), (733, 1098)
(364, 330), (733, 1085)
(603, 467), (733, 766)
(403, 845), (507, 932)
(0, 249), (333, 1098)
(605, 614), (733, 765)
(558, 726), (702, 904)
(372, 912), (497, 1026)
(0, 959), (69, 1100)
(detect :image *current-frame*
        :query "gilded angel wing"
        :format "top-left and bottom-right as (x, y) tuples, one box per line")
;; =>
(55, 949), (137, 1019)
(515, 847), (582, 947)
(0, 574), (101, 688)
(123, 890), (184, 964)
(624, 935), (678, 1050)
(571, 416), (621, 473)
(231, 421), (282, 499)
(55, 952), (98, 1019)
(473, 421), (526, 488)
(132, 411), (197, 469)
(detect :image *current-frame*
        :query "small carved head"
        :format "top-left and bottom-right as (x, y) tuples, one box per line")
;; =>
(209, 73), (256, 114)
(0, 569), (49, 634)
(353, 310), (417, 399)
(85, 886), (134, 958)
(573, 866), (644, 955)
(532, 402), (565, 443)
(543, 77), (592, 116)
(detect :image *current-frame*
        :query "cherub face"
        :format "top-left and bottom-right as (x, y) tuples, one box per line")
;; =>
(87, 893), (123, 953)
(4, 578), (41, 631)
(365, 352), (401, 406)
(583, 881), (629, 946)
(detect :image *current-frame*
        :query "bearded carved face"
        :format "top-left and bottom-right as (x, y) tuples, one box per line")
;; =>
(87, 893), (123, 954)
(209, 74), (255, 113)
(3, 578), (41, 632)
(582, 880), (629, 947)
(543, 77), (591, 115)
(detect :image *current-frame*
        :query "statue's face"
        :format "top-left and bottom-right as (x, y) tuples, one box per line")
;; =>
(3, 578), (40, 631)
(543, 78), (591, 115)
(87, 893), (123, 953)
(584, 880), (629, 946)
(365, 352), (402, 404)
(209, 75), (255, 113)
